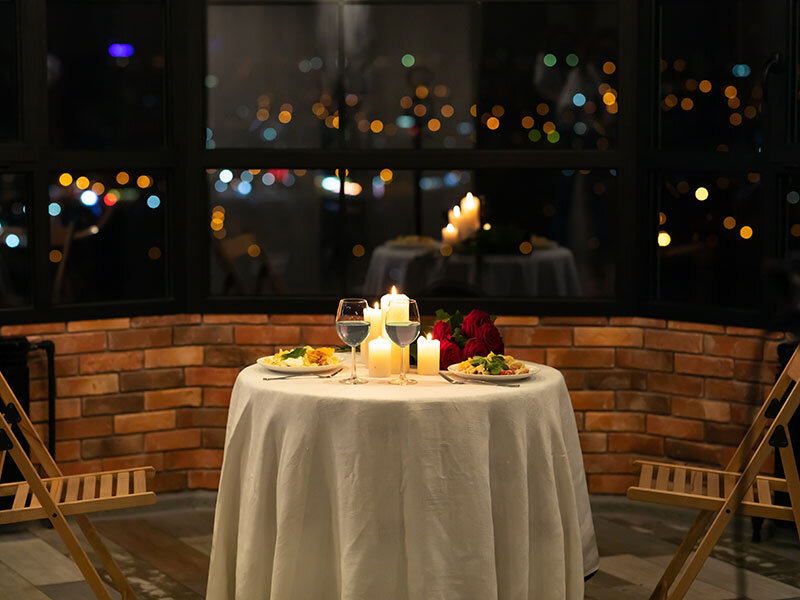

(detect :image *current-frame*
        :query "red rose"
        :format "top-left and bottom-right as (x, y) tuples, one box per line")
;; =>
(461, 309), (492, 337)
(462, 337), (490, 361)
(432, 320), (453, 341)
(440, 339), (463, 369)
(476, 322), (504, 354)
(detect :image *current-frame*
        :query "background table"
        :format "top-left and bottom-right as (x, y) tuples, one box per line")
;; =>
(207, 364), (598, 600)
(362, 242), (581, 297)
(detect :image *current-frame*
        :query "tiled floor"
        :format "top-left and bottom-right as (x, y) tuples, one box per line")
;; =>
(0, 493), (797, 599)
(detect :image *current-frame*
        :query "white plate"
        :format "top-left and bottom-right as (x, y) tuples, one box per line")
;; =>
(257, 356), (343, 374)
(447, 362), (539, 382)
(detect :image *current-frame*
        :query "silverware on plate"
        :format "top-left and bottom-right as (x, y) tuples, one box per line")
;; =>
(439, 372), (520, 388)
(263, 367), (344, 381)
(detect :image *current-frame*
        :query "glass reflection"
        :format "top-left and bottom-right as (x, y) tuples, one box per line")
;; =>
(0, 174), (30, 308)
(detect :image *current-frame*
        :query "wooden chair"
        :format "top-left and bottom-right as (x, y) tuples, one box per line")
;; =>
(0, 370), (157, 599)
(627, 345), (800, 600)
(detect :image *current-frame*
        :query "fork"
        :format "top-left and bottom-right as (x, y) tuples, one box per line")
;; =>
(263, 367), (344, 381)
(439, 372), (520, 388)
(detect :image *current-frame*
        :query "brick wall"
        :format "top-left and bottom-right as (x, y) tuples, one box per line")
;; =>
(0, 314), (787, 494)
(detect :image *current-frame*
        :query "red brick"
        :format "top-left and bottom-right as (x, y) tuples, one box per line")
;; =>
(608, 433), (664, 455)
(108, 328), (172, 350)
(493, 316), (540, 326)
(705, 379), (763, 403)
(55, 356), (79, 377)
(29, 401), (47, 424)
(705, 422), (747, 446)
(51, 332), (107, 355)
(55, 441), (81, 462)
(164, 449), (223, 470)
(269, 314), (333, 325)
(585, 412), (645, 432)
(203, 314), (268, 324)
(645, 330), (703, 353)
(617, 349), (672, 372)
(103, 453), (165, 472)
(665, 439), (724, 466)
(203, 388), (232, 406)
(202, 428), (226, 448)
(234, 325), (302, 345)
(173, 325), (233, 345)
(547, 348), (614, 368)
(704, 335), (764, 359)
(575, 327), (643, 347)
(561, 370), (585, 389)
(185, 367), (239, 387)
(609, 317), (666, 328)
(115, 410), (176, 434)
(56, 398), (81, 420)
(204, 346), (251, 367)
(570, 391), (615, 410)
(574, 412), (584, 430)
(144, 388), (202, 411)
(57, 417), (112, 440)
(539, 317), (607, 325)
(647, 372), (703, 396)
(80, 351), (143, 374)
(176, 408), (228, 428)
(672, 397), (731, 422)
(67, 318), (130, 332)
(57, 374), (118, 397)
(188, 470), (221, 489)
(583, 453), (638, 474)
(674, 354), (734, 378)
(144, 346), (204, 368)
(301, 326), (342, 346)
(731, 403), (760, 425)
(504, 347), (546, 363)
(646, 415), (704, 440)
(2, 322), (65, 336)
(152, 471), (188, 493)
(82, 393), (144, 416)
(130, 314), (201, 327)
(60, 460), (103, 476)
(30, 379), (47, 401)
(145, 429), (202, 452)
(502, 327), (572, 346)
(733, 360), (777, 383)
(588, 474), (637, 494)
(585, 370), (647, 390)
(119, 369), (184, 392)
(82, 435), (143, 458)
(579, 432), (607, 453)
(667, 321), (725, 333)
(239, 346), (274, 365)
(725, 326), (770, 337)
(764, 341), (782, 362)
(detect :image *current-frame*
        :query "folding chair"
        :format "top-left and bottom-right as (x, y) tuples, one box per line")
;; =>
(627, 345), (800, 600)
(0, 370), (157, 599)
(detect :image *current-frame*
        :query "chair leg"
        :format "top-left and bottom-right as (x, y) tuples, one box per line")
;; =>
(779, 439), (800, 542)
(48, 514), (114, 600)
(75, 515), (139, 599)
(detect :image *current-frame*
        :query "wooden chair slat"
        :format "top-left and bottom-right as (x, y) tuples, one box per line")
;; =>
(29, 481), (46, 509)
(0, 492), (157, 526)
(133, 470), (146, 494)
(724, 474), (735, 498)
(116, 472), (129, 497)
(656, 465), (671, 490)
(691, 471), (703, 495)
(82, 475), (96, 500)
(757, 478), (772, 505)
(99, 474), (113, 499)
(12, 483), (28, 510)
(65, 478), (80, 503)
(744, 482), (755, 503)
(49, 478), (64, 503)
(673, 468), (686, 493)
(707, 473), (720, 498)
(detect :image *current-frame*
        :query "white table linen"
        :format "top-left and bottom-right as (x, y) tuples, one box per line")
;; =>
(207, 363), (598, 600)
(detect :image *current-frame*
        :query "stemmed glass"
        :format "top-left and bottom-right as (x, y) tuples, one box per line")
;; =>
(335, 298), (371, 384)
(385, 298), (421, 385)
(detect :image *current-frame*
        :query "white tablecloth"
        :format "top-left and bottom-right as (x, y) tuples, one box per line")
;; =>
(362, 243), (582, 297)
(207, 364), (598, 600)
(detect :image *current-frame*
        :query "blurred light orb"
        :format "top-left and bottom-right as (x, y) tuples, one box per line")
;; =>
(116, 172), (130, 185)
(5, 234), (20, 248)
(401, 53), (415, 68)
(146, 194), (161, 209)
(657, 231), (671, 247)
(262, 172), (276, 185)
(219, 169), (233, 183)
(740, 225), (753, 239)
(237, 181), (252, 195)
(566, 53), (579, 67)
(732, 64), (751, 78)
(80, 190), (98, 206)
(108, 43), (134, 58)
(788, 191), (800, 205)
(214, 180), (227, 193)
(572, 93), (586, 107)
(543, 53), (557, 67)
(723, 216), (736, 229)
(573, 122), (587, 135)
(48, 202), (61, 216)
(263, 128), (277, 141)
(694, 187), (709, 201)
(75, 176), (89, 189)
(58, 173), (73, 187)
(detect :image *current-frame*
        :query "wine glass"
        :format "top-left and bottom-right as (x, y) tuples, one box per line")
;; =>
(335, 298), (371, 384)
(385, 298), (421, 385)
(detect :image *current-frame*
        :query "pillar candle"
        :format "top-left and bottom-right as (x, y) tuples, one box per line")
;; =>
(385, 297), (410, 374)
(368, 337), (391, 377)
(460, 192), (480, 234)
(448, 205), (467, 240)
(442, 223), (459, 245)
(417, 333), (440, 376)
(360, 302), (382, 362)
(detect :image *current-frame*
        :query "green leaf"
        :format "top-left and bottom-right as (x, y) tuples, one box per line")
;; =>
(434, 309), (451, 322)
(450, 309), (464, 330)
(490, 314), (497, 323)
(282, 347), (307, 359)
(452, 328), (468, 348)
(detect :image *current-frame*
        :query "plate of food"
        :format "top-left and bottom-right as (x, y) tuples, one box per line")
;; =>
(257, 346), (342, 373)
(448, 352), (538, 382)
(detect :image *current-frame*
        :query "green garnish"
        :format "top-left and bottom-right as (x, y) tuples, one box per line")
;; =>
(281, 347), (307, 359)
(469, 353), (507, 374)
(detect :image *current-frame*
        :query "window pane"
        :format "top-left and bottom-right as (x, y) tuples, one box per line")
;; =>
(208, 168), (341, 296)
(207, 5), (339, 149)
(0, 174), (30, 308)
(659, 1), (766, 151)
(48, 171), (167, 304)
(655, 171), (761, 309)
(0, 1), (18, 142)
(479, 2), (619, 150)
(47, 2), (165, 149)
(342, 4), (476, 150)
(358, 169), (616, 298)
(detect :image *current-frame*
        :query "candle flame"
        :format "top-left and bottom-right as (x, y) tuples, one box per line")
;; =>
(374, 301), (379, 309)
(427, 333), (432, 340)
(453, 205), (461, 217)
(445, 223), (456, 232)
(463, 192), (476, 209)
(390, 285), (397, 294)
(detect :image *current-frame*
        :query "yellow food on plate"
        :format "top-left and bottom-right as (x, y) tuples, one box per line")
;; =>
(455, 352), (529, 376)
(264, 346), (339, 368)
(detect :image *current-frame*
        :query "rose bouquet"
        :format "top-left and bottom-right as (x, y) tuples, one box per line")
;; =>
(432, 308), (504, 369)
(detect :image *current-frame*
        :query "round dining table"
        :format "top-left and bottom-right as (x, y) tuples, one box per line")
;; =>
(206, 362), (599, 600)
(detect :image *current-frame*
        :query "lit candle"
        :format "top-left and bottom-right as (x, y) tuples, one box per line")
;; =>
(442, 223), (459, 245)
(380, 286), (409, 373)
(460, 192), (480, 234)
(417, 333), (440, 376)
(368, 337), (391, 377)
(360, 301), (382, 362)
(448, 205), (467, 239)
(385, 295), (411, 374)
